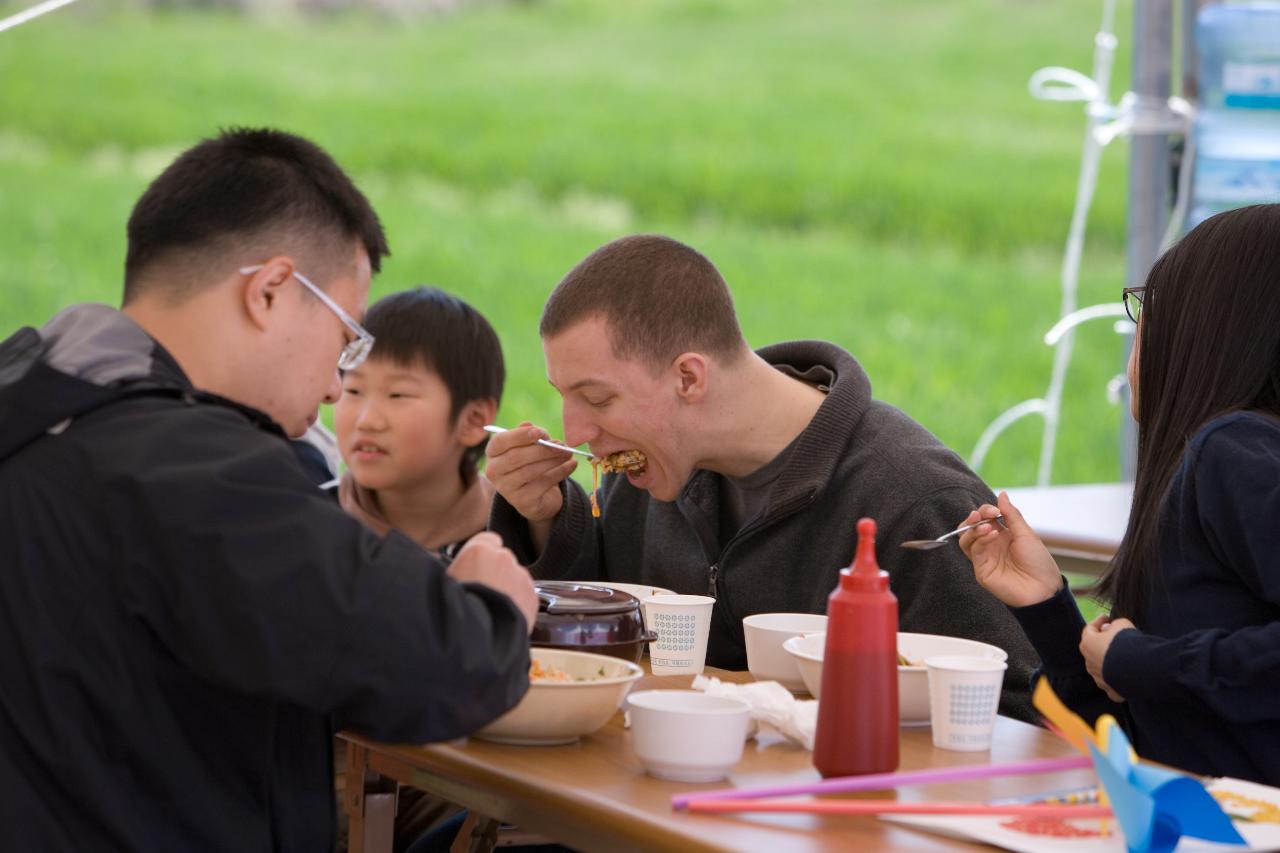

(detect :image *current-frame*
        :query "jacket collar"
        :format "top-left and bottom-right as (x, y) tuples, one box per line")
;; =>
(40, 303), (191, 390)
(678, 339), (872, 520)
(0, 304), (282, 462)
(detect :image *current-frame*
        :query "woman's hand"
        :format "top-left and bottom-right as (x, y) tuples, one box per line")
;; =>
(1080, 615), (1134, 703)
(958, 491), (1063, 608)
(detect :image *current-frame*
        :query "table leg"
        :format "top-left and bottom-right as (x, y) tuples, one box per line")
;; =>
(344, 740), (368, 853)
(448, 812), (500, 853)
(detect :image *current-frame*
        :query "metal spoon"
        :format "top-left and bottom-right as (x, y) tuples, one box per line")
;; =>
(900, 516), (1005, 550)
(483, 424), (596, 459)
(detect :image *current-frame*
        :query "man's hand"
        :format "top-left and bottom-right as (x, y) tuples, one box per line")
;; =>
(448, 532), (538, 633)
(485, 423), (578, 522)
(1080, 614), (1133, 703)
(958, 491), (1064, 608)
(485, 422), (578, 554)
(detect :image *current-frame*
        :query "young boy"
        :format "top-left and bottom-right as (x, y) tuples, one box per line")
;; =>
(335, 286), (503, 562)
(332, 286), (505, 852)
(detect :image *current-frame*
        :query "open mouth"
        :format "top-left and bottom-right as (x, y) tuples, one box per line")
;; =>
(588, 449), (649, 518)
(598, 449), (648, 476)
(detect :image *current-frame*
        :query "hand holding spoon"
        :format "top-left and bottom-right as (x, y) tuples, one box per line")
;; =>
(483, 425), (595, 459)
(901, 516), (1005, 551)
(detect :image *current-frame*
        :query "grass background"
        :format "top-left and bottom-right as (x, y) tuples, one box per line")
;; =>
(0, 0), (1137, 489)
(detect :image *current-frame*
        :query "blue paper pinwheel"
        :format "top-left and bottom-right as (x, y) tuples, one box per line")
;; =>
(1034, 678), (1246, 853)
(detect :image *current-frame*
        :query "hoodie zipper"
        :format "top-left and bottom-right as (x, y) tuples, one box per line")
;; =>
(703, 488), (817, 604)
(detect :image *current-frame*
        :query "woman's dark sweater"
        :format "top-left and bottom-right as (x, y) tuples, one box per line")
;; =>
(1010, 411), (1280, 784)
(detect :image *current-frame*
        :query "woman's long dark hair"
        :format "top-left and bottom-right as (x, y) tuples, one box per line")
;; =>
(1098, 204), (1280, 619)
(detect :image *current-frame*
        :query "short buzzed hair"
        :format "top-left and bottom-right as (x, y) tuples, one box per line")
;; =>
(539, 235), (748, 369)
(123, 127), (389, 304)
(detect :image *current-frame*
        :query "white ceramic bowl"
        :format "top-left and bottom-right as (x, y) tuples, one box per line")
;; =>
(577, 581), (677, 601)
(627, 690), (752, 782)
(475, 648), (643, 745)
(782, 631), (1009, 725)
(742, 612), (829, 692)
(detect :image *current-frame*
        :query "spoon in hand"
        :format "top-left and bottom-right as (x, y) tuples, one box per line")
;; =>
(483, 424), (596, 459)
(900, 516), (1005, 550)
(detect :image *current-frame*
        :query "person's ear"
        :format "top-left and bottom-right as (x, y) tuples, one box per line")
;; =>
(240, 257), (298, 331)
(671, 352), (709, 403)
(456, 398), (499, 447)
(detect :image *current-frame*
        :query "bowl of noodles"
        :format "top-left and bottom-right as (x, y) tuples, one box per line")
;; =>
(783, 631), (1008, 725)
(474, 648), (645, 745)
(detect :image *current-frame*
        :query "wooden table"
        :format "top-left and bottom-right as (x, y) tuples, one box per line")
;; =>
(1004, 483), (1132, 580)
(340, 669), (1094, 853)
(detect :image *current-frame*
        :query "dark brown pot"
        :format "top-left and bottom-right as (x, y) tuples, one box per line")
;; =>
(531, 582), (658, 664)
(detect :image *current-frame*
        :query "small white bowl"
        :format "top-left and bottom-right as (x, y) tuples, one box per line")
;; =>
(627, 690), (752, 782)
(475, 648), (643, 745)
(742, 612), (829, 692)
(783, 631), (1009, 725)
(584, 581), (677, 601)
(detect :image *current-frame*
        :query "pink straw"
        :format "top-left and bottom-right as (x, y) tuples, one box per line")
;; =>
(670, 755), (1094, 810)
(685, 798), (1112, 818)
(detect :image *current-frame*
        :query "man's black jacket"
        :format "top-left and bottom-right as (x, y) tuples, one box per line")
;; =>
(0, 305), (530, 851)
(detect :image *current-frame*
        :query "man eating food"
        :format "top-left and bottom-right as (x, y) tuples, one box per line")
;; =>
(485, 234), (1040, 721)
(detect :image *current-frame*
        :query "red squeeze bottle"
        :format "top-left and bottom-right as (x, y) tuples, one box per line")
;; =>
(812, 517), (899, 778)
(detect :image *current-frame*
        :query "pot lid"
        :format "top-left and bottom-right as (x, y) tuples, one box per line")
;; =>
(535, 581), (639, 615)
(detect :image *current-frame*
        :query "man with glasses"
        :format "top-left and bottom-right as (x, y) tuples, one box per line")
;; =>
(0, 128), (537, 851)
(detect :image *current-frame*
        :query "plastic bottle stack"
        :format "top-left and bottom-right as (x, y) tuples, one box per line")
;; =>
(1191, 3), (1280, 226)
(812, 518), (899, 779)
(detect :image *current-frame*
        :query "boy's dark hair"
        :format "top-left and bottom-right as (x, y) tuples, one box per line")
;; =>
(123, 127), (389, 304)
(539, 234), (748, 371)
(364, 287), (505, 481)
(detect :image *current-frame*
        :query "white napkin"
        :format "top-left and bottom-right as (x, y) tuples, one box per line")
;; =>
(691, 675), (818, 751)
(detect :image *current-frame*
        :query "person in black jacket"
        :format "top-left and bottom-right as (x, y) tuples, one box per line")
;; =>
(961, 203), (1280, 785)
(0, 128), (537, 851)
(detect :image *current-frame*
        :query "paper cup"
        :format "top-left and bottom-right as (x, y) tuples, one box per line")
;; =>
(925, 655), (1006, 752)
(641, 594), (715, 676)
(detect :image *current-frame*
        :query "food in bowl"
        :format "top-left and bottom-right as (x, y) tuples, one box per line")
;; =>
(529, 659), (609, 683)
(475, 648), (644, 745)
(783, 631), (1008, 725)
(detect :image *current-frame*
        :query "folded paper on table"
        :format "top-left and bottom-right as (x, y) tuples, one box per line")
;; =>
(882, 776), (1280, 853)
(1029, 678), (1247, 853)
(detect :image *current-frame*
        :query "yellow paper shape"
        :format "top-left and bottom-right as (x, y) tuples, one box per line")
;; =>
(1032, 676), (1099, 755)
(1095, 714), (1138, 765)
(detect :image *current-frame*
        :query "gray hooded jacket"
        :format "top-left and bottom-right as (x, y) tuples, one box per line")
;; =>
(492, 339), (1040, 722)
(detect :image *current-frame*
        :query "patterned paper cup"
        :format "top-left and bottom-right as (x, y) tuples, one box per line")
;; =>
(641, 594), (715, 676)
(925, 655), (1007, 752)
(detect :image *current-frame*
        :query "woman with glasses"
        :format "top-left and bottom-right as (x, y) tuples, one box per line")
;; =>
(959, 203), (1280, 785)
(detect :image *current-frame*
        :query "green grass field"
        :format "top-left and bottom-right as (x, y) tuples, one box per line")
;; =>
(0, 0), (1137, 489)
